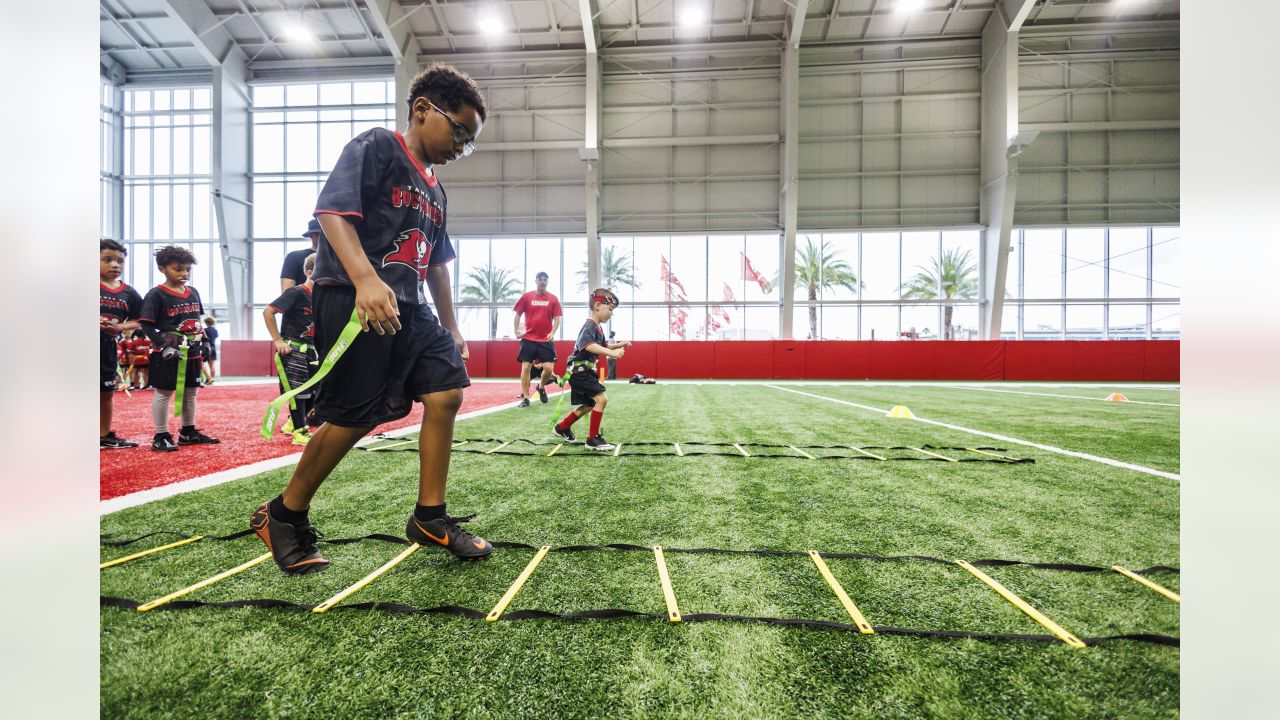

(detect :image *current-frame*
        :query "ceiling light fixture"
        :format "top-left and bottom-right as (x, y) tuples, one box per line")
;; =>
(282, 25), (315, 44)
(680, 8), (704, 27)
(478, 11), (504, 35)
(896, 0), (925, 13)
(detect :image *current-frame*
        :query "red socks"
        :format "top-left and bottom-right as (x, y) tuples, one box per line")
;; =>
(589, 410), (603, 438)
(557, 412), (581, 430)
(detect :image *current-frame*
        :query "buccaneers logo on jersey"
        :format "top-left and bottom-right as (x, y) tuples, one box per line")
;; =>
(382, 228), (433, 280)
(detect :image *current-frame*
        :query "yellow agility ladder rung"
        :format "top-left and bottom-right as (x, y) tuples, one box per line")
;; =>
(788, 445), (815, 460)
(370, 438), (416, 452)
(312, 543), (422, 613)
(1112, 565), (1181, 603)
(850, 446), (886, 461)
(613, 443), (623, 457)
(486, 546), (551, 622)
(955, 560), (1087, 649)
(915, 447), (958, 462)
(653, 546), (682, 622)
(965, 447), (1017, 461)
(452, 440), (468, 448)
(100, 535), (204, 570)
(733, 443), (751, 457)
(673, 443), (683, 456)
(485, 441), (512, 454)
(808, 551), (874, 634)
(546, 443), (563, 457)
(137, 552), (273, 613)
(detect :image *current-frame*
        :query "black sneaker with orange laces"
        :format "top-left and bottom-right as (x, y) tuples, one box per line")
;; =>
(250, 501), (330, 574)
(406, 513), (493, 559)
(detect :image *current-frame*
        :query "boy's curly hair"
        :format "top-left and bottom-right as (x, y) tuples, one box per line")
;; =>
(407, 63), (487, 122)
(100, 239), (127, 255)
(154, 245), (197, 268)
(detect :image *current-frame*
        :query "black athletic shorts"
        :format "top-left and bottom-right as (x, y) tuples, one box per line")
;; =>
(568, 367), (606, 407)
(100, 335), (119, 391)
(148, 351), (203, 392)
(517, 339), (556, 364)
(311, 284), (470, 428)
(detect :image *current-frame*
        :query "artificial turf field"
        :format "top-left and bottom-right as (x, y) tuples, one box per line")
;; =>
(100, 381), (1180, 719)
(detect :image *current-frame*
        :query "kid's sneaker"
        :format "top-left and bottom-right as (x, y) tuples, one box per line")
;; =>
(585, 435), (615, 452)
(406, 514), (493, 559)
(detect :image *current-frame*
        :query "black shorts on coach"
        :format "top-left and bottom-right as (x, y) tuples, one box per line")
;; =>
(517, 339), (556, 364)
(568, 369), (606, 406)
(311, 284), (470, 428)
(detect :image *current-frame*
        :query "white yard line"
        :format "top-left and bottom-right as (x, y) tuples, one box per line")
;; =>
(950, 385), (1180, 407)
(100, 401), (521, 516)
(764, 384), (1180, 482)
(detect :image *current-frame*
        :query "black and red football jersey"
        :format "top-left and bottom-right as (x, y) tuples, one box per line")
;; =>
(268, 284), (315, 343)
(139, 285), (204, 335)
(99, 281), (142, 338)
(312, 127), (455, 306)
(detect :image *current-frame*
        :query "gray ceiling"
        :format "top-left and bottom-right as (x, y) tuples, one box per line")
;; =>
(101, 0), (1180, 75)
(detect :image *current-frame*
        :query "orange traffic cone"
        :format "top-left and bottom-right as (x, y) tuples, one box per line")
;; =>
(1104, 393), (1129, 402)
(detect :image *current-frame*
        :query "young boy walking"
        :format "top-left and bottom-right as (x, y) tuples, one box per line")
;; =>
(264, 253), (318, 445)
(138, 245), (221, 452)
(100, 239), (143, 448)
(251, 63), (492, 574)
(553, 288), (630, 451)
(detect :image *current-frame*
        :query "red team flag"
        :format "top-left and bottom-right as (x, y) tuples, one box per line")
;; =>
(741, 252), (773, 294)
(661, 255), (690, 338)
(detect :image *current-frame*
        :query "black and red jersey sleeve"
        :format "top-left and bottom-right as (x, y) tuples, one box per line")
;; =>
(428, 228), (455, 266)
(314, 132), (384, 221)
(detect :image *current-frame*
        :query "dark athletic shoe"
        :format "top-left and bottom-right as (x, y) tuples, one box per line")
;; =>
(585, 435), (615, 452)
(518, 396), (530, 408)
(251, 501), (329, 575)
(406, 514), (493, 559)
(178, 428), (221, 445)
(100, 432), (138, 449)
(151, 432), (179, 452)
(552, 424), (576, 443)
(536, 384), (548, 403)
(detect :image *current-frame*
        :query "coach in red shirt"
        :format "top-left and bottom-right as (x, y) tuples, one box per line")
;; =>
(512, 271), (563, 407)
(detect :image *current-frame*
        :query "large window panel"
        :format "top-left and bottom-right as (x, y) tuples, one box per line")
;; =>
(1151, 305), (1180, 339)
(861, 306), (898, 341)
(560, 236), (587, 302)
(1022, 229), (1063, 298)
(859, 233), (898, 300)
(1109, 304), (1148, 340)
(900, 305), (938, 340)
(1066, 304), (1104, 339)
(1023, 305), (1062, 339)
(742, 234), (780, 303)
(1108, 227), (1148, 298)
(1152, 227), (1179, 295)
(1065, 228), (1104, 297)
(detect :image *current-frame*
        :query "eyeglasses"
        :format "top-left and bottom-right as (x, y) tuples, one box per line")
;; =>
(427, 102), (477, 157)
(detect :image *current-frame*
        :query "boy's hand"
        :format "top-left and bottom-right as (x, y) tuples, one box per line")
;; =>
(354, 277), (401, 335)
(613, 347), (626, 359)
(451, 330), (469, 361)
(273, 339), (292, 356)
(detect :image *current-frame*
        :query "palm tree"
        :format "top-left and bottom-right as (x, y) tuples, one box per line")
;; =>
(790, 238), (861, 340)
(576, 245), (639, 293)
(460, 264), (522, 339)
(899, 247), (979, 340)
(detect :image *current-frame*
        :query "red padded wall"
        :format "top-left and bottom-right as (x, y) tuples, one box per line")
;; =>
(226, 338), (1178, 382)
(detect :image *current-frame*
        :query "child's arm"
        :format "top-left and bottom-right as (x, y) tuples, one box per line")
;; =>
(582, 342), (624, 359)
(425, 265), (468, 361)
(262, 306), (291, 355)
(605, 340), (631, 350)
(316, 214), (401, 335)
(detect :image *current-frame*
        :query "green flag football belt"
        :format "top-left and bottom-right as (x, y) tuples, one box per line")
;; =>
(167, 330), (203, 417)
(272, 339), (320, 414)
(261, 310), (361, 439)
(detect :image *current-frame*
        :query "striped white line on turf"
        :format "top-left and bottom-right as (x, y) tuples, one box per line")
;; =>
(763, 384), (1180, 482)
(950, 386), (1180, 407)
(99, 401), (522, 516)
